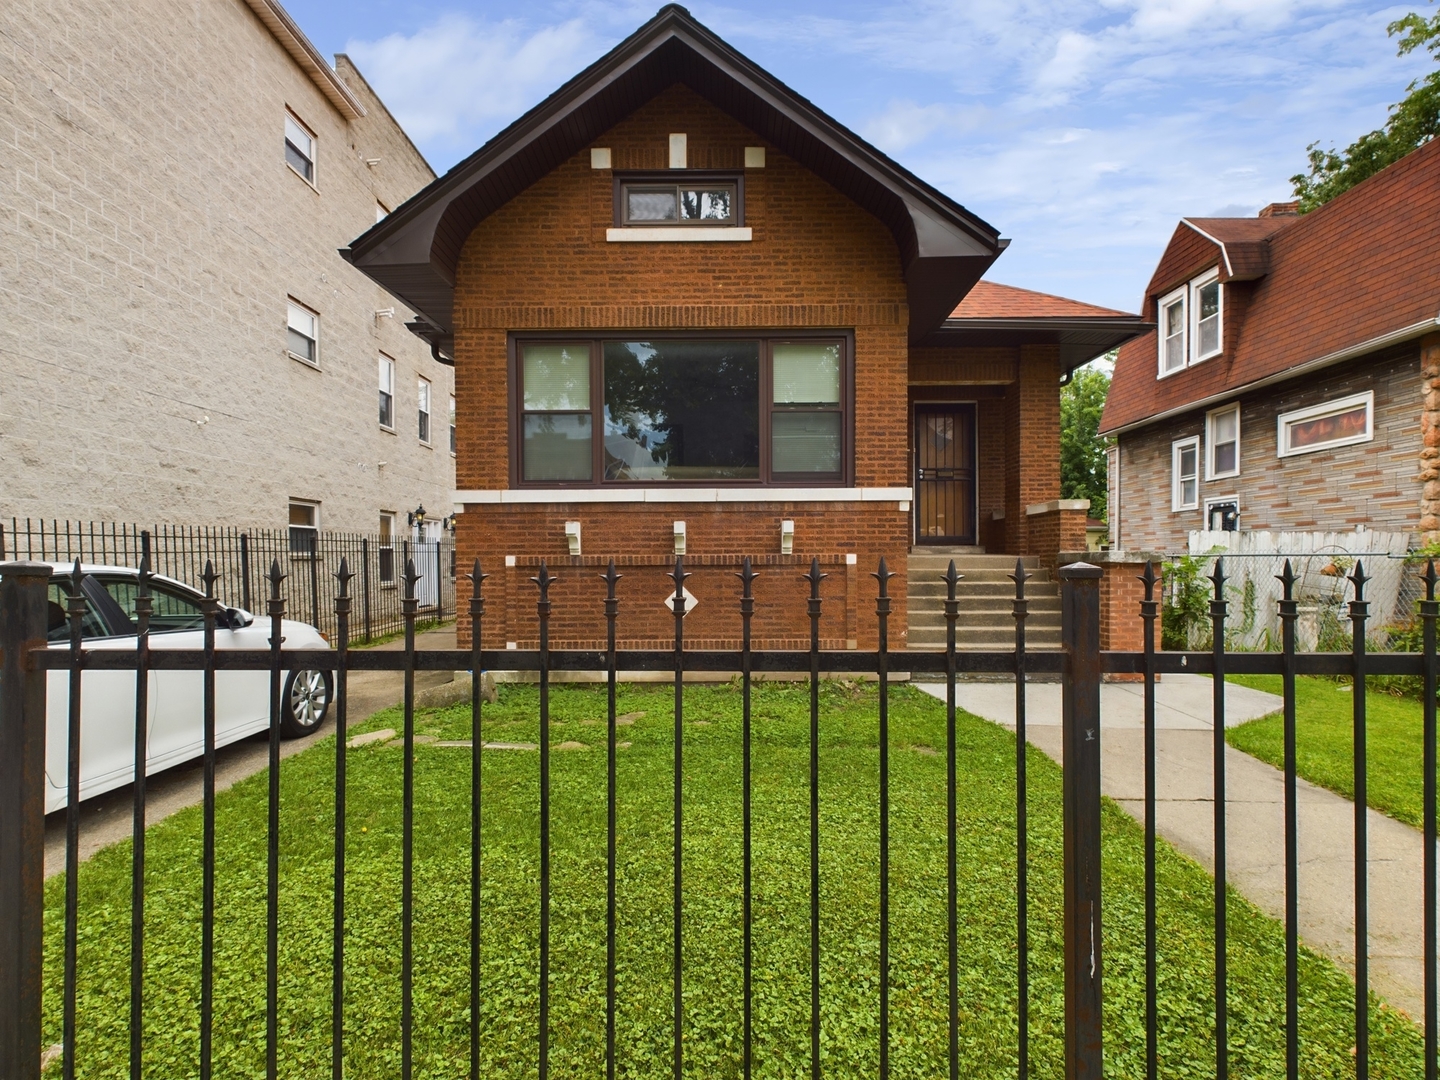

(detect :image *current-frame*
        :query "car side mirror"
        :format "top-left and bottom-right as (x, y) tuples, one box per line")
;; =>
(223, 607), (254, 629)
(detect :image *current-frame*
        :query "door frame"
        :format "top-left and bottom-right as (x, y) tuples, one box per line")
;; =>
(911, 400), (980, 547)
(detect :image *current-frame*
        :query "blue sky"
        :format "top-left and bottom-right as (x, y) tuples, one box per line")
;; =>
(287, 0), (1433, 313)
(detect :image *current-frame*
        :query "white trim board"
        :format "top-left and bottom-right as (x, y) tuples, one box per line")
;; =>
(606, 227), (752, 242)
(455, 486), (913, 505)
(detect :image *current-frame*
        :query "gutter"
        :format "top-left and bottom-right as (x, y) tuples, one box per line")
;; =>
(242, 0), (366, 120)
(1101, 315), (1440, 437)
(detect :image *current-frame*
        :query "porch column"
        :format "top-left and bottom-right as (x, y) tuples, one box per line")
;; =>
(1004, 345), (1062, 554)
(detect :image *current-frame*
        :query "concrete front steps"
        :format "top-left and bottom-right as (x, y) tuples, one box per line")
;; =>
(906, 549), (1061, 651)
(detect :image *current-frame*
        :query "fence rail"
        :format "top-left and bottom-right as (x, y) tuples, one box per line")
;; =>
(0, 518), (454, 641)
(0, 554), (1436, 1079)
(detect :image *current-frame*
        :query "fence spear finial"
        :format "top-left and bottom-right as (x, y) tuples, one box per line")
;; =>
(334, 556), (354, 597)
(201, 558), (218, 598)
(1426, 559), (1439, 603)
(1276, 559), (1296, 602)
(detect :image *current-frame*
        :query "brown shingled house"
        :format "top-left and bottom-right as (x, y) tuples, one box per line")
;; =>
(342, 5), (1143, 649)
(1101, 137), (1440, 553)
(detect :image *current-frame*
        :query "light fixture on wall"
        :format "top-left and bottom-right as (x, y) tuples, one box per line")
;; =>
(442, 514), (457, 532)
(408, 504), (426, 528)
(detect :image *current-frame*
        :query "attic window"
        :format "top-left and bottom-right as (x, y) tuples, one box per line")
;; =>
(619, 176), (739, 226)
(1157, 267), (1222, 377)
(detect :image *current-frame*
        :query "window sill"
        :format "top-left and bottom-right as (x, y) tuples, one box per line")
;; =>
(288, 351), (320, 370)
(606, 227), (752, 243)
(455, 485), (912, 505)
(380, 424), (397, 435)
(286, 162), (319, 192)
(1206, 471), (1239, 482)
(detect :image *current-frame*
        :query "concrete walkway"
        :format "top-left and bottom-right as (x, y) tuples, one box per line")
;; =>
(43, 625), (461, 879)
(916, 674), (1435, 1023)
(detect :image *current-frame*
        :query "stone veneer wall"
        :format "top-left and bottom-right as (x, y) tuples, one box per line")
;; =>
(1, 1), (453, 531)
(1114, 345), (1424, 552)
(1418, 333), (1440, 542)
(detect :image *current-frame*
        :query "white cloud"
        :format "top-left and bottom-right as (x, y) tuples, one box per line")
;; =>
(860, 101), (987, 152)
(345, 14), (597, 152)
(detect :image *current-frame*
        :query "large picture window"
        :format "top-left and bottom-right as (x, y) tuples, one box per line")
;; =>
(1277, 391), (1373, 457)
(513, 334), (850, 486)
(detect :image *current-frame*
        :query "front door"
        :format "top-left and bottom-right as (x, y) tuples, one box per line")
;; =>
(914, 404), (977, 545)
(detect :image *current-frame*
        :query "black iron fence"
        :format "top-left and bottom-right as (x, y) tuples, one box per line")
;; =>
(0, 555), (1436, 1079)
(0, 518), (455, 641)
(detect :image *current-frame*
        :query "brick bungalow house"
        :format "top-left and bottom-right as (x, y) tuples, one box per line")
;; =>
(343, 5), (1143, 649)
(1101, 136), (1440, 555)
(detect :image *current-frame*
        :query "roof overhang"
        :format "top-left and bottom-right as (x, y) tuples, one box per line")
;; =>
(340, 5), (1005, 348)
(1101, 314), (1440, 437)
(242, 0), (366, 120)
(927, 316), (1152, 374)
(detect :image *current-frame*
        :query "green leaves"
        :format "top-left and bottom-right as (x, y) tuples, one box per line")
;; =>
(1061, 363), (1111, 522)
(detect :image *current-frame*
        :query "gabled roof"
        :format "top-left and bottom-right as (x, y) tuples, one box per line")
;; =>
(1180, 216), (1295, 282)
(340, 4), (1005, 348)
(932, 280), (1149, 373)
(1102, 136), (1440, 435)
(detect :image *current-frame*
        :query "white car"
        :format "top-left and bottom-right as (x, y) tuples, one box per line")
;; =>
(42, 563), (333, 813)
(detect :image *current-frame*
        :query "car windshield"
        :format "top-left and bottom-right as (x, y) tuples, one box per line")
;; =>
(98, 577), (207, 633)
(45, 581), (111, 642)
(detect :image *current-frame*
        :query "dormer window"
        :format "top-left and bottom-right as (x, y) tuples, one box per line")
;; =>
(1157, 267), (1222, 377)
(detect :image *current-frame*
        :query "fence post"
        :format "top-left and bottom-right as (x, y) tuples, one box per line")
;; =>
(240, 533), (252, 613)
(1059, 561), (1103, 1080)
(361, 538), (372, 643)
(0, 561), (53, 1080)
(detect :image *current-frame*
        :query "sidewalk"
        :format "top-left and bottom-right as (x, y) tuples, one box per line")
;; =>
(916, 674), (1434, 1023)
(42, 624), (460, 879)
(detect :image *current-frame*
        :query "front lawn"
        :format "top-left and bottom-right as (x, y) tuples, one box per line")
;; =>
(1227, 674), (1429, 829)
(45, 682), (1422, 1077)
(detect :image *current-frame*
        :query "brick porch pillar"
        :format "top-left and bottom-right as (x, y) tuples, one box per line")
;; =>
(1061, 550), (1164, 678)
(1420, 332), (1440, 544)
(1004, 345), (1062, 554)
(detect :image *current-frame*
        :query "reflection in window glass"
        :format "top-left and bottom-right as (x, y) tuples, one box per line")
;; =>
(627, 189), (678, 222)
(1196, 280), (1221, 356)
(603, 340), (759, 480)
(622, 184), (735, 224)
(1162, 297), (1185, 373)
(773, 343), (840, 404)
(773, 412), (842, 473)
(523, 413), (592, 481)
(1287, 405), (1368, 451)
(523, 344), (590, 410)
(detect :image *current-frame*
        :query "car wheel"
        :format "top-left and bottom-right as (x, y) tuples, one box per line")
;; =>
(281, 668), (332, 738)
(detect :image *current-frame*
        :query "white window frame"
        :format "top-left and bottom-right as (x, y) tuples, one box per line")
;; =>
(1276, 390), (1374, 458)
(1190, 270), (1223, 363)
(285, 112), (316, 186)
(288, 499), (319, 559)
(417, 377), (432, 445)
(449, 395), (457, 456)
(1204, 495), (1240, 533)
(1172, 436), (1200, 511)
(378, 511), (397, 586)
(1157, 286), (1187, 377)
(378, 355), (395, 431)
(286, 299), (319, 367)
(1205, 403), (1240, 480)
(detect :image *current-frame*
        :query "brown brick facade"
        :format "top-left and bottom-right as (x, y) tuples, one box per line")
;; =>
(1114, 347), (1423, 552)
(450, 86), (915, 647)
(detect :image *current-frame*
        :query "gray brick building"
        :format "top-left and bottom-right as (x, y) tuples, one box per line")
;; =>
(1, 0), (454, 536)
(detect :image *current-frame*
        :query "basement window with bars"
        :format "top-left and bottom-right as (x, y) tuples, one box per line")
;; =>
(513, 334), (850, 486)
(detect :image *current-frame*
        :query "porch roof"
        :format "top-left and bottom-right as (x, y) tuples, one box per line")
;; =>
(930, 280), (1149, 373)
(339, 4), (1006, 354)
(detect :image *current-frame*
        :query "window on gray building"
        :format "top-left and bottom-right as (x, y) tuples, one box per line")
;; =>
(287, 300), (318, 366)
(418, 378), (432, 444)
(285, 114), (315, 183)
(379, 356), (395, 429)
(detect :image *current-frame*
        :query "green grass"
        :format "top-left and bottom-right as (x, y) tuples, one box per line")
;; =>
(45, 683), (1423, 1078)
(1227, 675), (1429, 829)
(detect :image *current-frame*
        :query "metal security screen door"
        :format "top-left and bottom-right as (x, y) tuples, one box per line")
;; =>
(914, 403), (977, 545)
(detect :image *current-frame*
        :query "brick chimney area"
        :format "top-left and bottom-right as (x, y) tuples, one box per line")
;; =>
(1258, 200), (1301, 217)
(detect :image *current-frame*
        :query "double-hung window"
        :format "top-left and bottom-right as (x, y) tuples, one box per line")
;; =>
(378, 512), (396, 586)
(1159, 288), (1186, 375)
(449, 396), (457, 455)
(1157, 268), (1223, 376)
(1193, 271), (1222, 360)
(287, 300), (318, 366)
(378, 356), (395, 429)
(1277, 391), (1373, 457)
(417, 378), (431, 444)
(515, 335), (849, 486)
(289, 500), (319, 557)
(1172, 437), (1199, 511)
(1206, 404), (1240, 479)
(285, 113), (315, 184)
